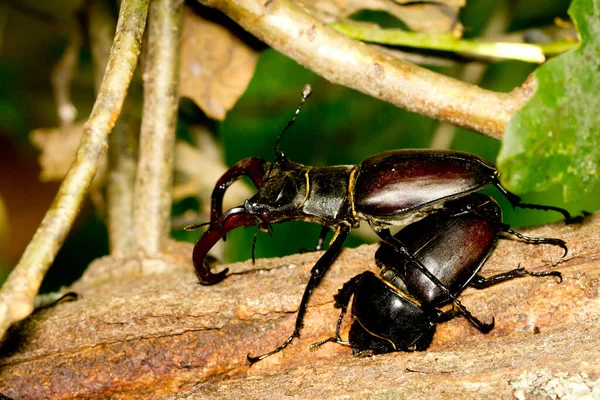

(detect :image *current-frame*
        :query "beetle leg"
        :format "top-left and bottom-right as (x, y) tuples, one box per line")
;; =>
(210, 157), (268, 224)
(375, 228), (495, 333)
(314, 226), (330, 251)
(493, 179), (580, 224)
(299, 226), (330, 254)
(247, 224), (351, 364)
(460, 204), (569, 258)
(469, 268), (562, 288)
(434, 303), (462, 323)
(502, 227), (568, 257)
(309, 272), (363, 350)
(193, 207), (260, 285)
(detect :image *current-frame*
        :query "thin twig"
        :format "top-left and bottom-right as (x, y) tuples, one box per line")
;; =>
(106, 104), (139, 255)
(133, 0), (183, 254)
(196, 0), (529, 138)
(51, 30), (82, 132)
(540, 40), (578, 56)
(88, 0), (140, 255)
(0, 0), (150, 339)
(330, 22), (547, 63)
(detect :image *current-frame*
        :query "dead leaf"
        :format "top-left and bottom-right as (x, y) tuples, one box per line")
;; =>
(297, 0), (465, 34)
(173, 126), (252, 210)
(29, 123), (107, 211)
(29, 123), (105, 184)
(179, 6), (260, 120)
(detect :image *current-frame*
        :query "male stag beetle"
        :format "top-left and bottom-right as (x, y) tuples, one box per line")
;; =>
(191, 84), (576, 363)
(311, 193), (563, 355)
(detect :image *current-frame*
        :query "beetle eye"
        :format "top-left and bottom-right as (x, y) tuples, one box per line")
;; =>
(274, 179), (294, 206)
(259, 209), (271, 222)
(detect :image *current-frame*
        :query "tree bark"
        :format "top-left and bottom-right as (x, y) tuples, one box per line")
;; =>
(0, 215), (599, 399)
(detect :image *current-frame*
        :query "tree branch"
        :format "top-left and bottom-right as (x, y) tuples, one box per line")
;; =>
(88, 0), (140, 255)
(133, 0), (183, 254)
(196, 0), (530, 139)
(0, 0), (150, 340)
(0, 215), (598, 398)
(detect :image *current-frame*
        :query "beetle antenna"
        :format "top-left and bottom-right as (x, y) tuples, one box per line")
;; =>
(274, 84), (312, 160)
(184, 221), (211, 231)
(251, 226), (260, 264)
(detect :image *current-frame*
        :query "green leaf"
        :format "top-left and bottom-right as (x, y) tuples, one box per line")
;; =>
(497, 0), (600, 202)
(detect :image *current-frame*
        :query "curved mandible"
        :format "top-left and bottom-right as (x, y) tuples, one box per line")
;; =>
(210, 157), (268, 223)
(193, 207), (259, 285)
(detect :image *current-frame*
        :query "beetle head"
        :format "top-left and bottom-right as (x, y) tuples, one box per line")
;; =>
(243, 84), (313, 224)
(244, 164), (308, 224)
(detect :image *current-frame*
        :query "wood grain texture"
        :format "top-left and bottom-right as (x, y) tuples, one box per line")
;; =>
(0, 215), (598, 399)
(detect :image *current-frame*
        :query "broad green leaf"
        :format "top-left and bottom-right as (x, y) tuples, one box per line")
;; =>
(497, 0), (600, 202)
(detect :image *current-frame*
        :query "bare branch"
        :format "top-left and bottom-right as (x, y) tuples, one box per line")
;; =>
(88, 0), (140, 255)
(196, 0), (530, 139)
(133, 0), (183, 254)
(0, 0), (150, 339)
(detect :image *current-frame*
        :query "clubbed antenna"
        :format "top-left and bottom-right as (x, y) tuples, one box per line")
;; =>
(274, 84), (312, 159)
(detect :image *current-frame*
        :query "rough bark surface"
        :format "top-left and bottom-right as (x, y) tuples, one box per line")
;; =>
(0, 214), (599, 399)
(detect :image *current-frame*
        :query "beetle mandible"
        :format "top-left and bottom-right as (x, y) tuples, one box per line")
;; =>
(191, 85), (576, 363)
(310, 193), (563, 355)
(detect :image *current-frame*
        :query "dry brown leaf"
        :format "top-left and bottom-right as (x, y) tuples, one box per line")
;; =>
(297, 0), (465, 34)
(174, 128), (252, 209)
(179, 6), (260, 120)
(29, 123), (107, 211)
(29, 123), (106, 184)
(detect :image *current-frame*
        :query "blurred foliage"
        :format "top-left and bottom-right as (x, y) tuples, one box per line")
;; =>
(499, 0), (600, 202)
(0, 194), (8, 283)
(0, 1), (103, 291)
(0, 0), (597, 291)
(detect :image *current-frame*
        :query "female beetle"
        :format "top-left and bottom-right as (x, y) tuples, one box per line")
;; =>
(311, 193), (563, 355)
(191, 85), (576, 363)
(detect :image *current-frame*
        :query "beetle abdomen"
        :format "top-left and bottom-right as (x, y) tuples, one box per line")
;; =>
(353, 150), (497, 218)
(376, 194), (501, 306)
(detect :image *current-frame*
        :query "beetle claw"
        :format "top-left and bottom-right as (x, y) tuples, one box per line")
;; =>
(193, 207), (260, 285)
(195, 267), (229, 286)
(565, 210), (591, 225)
(479, 316), (495, 334)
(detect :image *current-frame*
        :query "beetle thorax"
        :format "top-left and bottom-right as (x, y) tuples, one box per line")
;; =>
(298, 165), (355, 226)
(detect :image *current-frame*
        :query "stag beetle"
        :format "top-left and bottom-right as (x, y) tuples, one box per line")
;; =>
(191, 84), (576, 363)
(311, 193), (563, 355)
